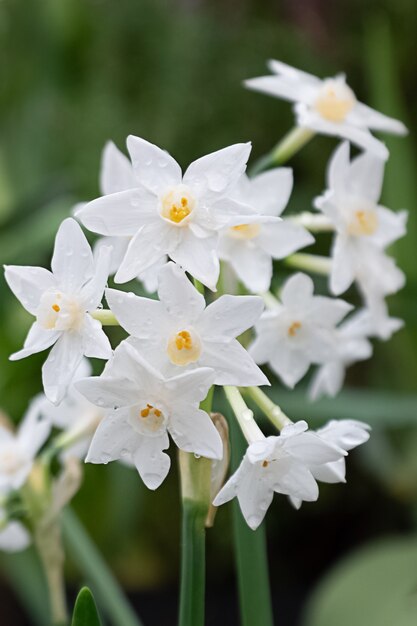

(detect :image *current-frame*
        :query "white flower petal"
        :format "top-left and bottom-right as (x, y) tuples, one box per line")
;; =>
(18, 396), (51, 459)
(371, 208), (407, 248)
(244, 76), (308, 103)
(42, 331), (84, 404)
(353, 102), (407, 136)
(0, 521), (30, 553)
(126, 135), (182, 194)
(157, 262), (205, 321)
(132, 433), (170, 490)
(312, 458), (346, 484)
(115, 221), (178, 284)
(257, 220), (314, 259)
(201, 339), (269, 387)
(269, 344), (310, 388)
(183, 143), (251, 199)
(308, 296), (352, 327)
(106, 288), (168, 338)
(4, 266), (55, 315)
(309, 363), (346, 401)
(169, 230), (219, 291)
(10, 323), (61, 361)
(348, 150), (385, 203)
(86, 410), (141, 463)
(100, 141), (135, 195)
(82, 316), (112, 360)
(273, 458), (319, 502)
(169, 407), (223, 460)
(283, 431), (345, 465)
(78, 189), (156, 237)
(247, 168), (293, 216)
(280, 272), (314, 309)
(76, 375), (138, 409)
(296, 107), (389, 161)
(316, 419), (371, 451)
(221, 242), (272, 294)
(164, 367), (215, 406)
(326, 141), (350, 194)
(51, 219), (94, 293)
(199, 294), (264, 339)
(330, 235), (356, 295)
(80, 245), (112, 311)
(236, 464), (273, 530)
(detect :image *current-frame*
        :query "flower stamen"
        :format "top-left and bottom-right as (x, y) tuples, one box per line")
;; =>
(288, 321), (302, 337)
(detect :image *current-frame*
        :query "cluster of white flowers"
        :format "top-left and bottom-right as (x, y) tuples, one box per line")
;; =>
(0, 59), (407, 537)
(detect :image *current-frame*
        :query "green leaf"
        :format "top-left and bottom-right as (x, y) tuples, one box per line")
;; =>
(303, 537), (417, 626)
(71, 587), (102, 626)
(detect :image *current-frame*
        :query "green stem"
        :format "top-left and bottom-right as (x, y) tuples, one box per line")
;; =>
(284, 252), (332, 275)
(34, 522), (68, 626)
(290, 212), (334, 233)
(223, 386), (264, 443)
(178, 452), (211, 626)
(61, 507), (142, 626)
(90, 309), (119, 326)
(227, 406), (274, 626)
(250, 127), (315, 176)
(200, 385), (214, 414)
(244, 387), (292, 431)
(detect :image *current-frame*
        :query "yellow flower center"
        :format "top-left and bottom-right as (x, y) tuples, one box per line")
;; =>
(138, 404), (165, 432)
(262, 460), (269, 468)
(161, 185), (196, 225)
(314, 79), (356, 123)
(348, 209), (378, 237)
(167, 329), (202, 366)
(288, 321), (302, 337)
(37, 291), (83, 331)
(229, 223), (261, 240)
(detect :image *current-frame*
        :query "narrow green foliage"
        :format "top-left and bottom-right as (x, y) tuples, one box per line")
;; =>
(228, 409), (274, 626)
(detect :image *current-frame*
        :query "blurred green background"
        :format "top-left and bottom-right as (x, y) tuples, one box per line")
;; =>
(0, 0), (416, 624)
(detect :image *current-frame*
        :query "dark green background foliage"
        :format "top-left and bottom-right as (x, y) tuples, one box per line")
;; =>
(0, 1), (416, 624)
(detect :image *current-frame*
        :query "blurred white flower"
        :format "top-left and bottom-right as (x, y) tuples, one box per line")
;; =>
(214, 420), (344, 529)
(90, 141), (168, 293)
(250, 272), (352, 387)
(76, 341), (222, 489)
(4, 218), (112, 404)
(219, 170), (314, 293)
(245, 60), (407, 160)
(106, 261), (268, 386)
(0, 513), (30, 553)
(309, 311), (373, 400)
(0, 398), (51, 492)
(315, 142), (407, 305)
(77, 135), (275, 290)
(39, 359), (103, 460)
(289, 419), (370, 509)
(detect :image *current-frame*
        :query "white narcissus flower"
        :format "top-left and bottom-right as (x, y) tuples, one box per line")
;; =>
(245, 60), (407, 160)
(219, 170), (314, 293)
(4, 218), (112, 404)
(106, 261), (269, 387)
(289, 419), (370, 509)
(250, 272), (352, 388)
(214, 420), (345, 529)
(89, 141), (168, 293)
(0, 399), (51, 491)
(315, 142), (407, 305)
(76, 342), (222, 489)
(309, 311), (373, 401)
(77, 135), (275, 290)
(0, 513), (30, 553)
